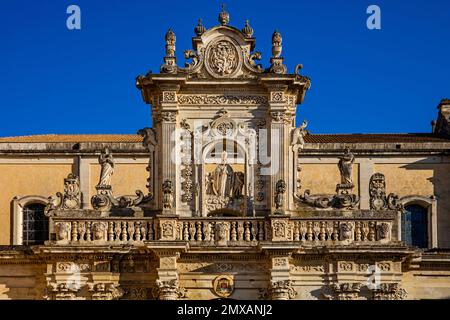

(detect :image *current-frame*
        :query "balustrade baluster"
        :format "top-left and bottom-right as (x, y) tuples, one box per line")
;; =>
(140, 222), (147, 241)
(135, 222), (141, 241)
(230, 222), (237, 241)
(196, 221), (202, 241)
(108, 222), (114, 241)
(86, 222), (91, 241)
(147, 221), (154, 240)
(319, 221), (326, 241)
(306, 221), (313, 241)
(258, 221), (264, 241)
(71, 221), (78, 242)
(333, 221), (339, 241)
(293, 222), (300, 241)
(244, 221), (251, 242)
(369, 221), (376, 241)
(355, 221), (362, 241)
(121, 222), (127, 241)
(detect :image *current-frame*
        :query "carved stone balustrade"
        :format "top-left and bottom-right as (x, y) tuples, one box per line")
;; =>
(177, 217), (268, 246)
(48, 210), (398, 247)
(50, 217), (157, 245)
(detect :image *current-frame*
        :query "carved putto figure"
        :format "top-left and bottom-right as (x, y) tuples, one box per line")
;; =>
(338, 148), (355, 186)
(162, 180), (174, 210)
(291, 119), (308, 148)
(97, 148), (114, 187)
(275, 180), (287, 211)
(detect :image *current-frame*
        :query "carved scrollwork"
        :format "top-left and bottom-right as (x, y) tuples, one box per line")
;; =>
(180, 125), (194, 204)
(205, 38), (241, 78)
(153, 279), (187, 300)
(370, 283), (407, 300)
(323, 283), (362, 300)
(270, 111), (294, 124)
(266, 280), (297, 300)
(45, 173), (81, 215)
(177, 94), (267, 105)
(158, 111), (177, 123)
(369, 173), (404, 211)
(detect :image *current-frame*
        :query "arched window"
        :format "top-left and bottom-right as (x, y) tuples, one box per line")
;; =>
(402, 204), (428, 248)
(22, 203), (48, 245)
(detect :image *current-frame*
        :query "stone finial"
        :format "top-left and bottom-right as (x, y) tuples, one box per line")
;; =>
(242, 19), (254, 38)
(218, 4), (230, 25)
(194, 18), (206, 36)
(165, 29), (176, 57)
(269, 30), (287, 74)
(161, 29), (177, 73)
(272, 30), (282, 58)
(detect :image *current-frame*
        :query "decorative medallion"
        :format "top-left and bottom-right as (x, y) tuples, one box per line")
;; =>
(212, 275), (234, 298)
(205, 38), (241, 78)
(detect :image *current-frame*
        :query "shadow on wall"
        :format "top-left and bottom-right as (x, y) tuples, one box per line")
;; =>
(401, 157), (450, 248)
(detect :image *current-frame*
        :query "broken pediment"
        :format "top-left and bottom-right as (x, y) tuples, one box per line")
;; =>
(156, 6), (297, 80)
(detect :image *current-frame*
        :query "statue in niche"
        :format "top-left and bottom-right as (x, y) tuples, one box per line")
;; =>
(212, 151), (234, 197)
(291, 120), (308, 149)
(205, 172), (215, 195)
(98, 148), (114, 187)
(338, 148), (355, 186)
(232, 172), (245, 198)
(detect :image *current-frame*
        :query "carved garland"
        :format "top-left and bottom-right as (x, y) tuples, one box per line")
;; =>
(177, 94), (268, 105)
(180, 120), (194, 203)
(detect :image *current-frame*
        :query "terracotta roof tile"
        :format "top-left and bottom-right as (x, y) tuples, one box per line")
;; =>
(0, 133), (448, 144)
(0, 134), (143, 143)
(304, 133), (450, 144)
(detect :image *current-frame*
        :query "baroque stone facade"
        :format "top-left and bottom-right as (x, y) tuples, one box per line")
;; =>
(0, 7), (450, 300)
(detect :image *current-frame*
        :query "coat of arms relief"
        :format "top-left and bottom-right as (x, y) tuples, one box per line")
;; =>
(205, 39), (240, 78)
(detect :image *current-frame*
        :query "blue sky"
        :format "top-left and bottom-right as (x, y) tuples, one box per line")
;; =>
(1, 0), (449, 136)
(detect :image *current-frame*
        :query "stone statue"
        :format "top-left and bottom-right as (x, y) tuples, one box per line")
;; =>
(162, 180), (174, 210)
(338, 148), (355, 185)
(98, 148), (114, 187)
(212, 151), (234, 197)
(205, 172), (215, 195)
(275, 179), (287, 210)
(232, 172), (245, 198)
(291, 120), (308, 148)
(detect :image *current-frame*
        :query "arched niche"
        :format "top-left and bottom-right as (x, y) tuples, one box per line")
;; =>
(199, 137), (254, 217)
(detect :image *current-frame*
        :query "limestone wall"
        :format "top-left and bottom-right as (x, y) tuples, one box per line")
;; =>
(0, 161), (73, 244)
(0, 156), (148, 245)
(0, 260), (46, 299)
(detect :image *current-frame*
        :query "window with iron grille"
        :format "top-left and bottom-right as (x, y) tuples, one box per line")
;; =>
(401, 204), (428, 249)
(22, 203), (48, 245)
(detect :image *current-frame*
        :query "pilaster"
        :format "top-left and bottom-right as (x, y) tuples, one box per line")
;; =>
(155, 84), (180, 213)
